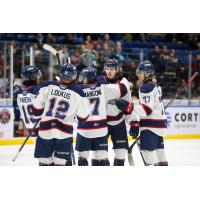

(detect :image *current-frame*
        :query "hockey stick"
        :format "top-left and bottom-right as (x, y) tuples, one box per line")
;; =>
(43, 44), (76, 165)
(135, 137), (147, 166)
(164, 72), (198, 109)
(12, 120), (39, 162)
(128, 72), (199, 166)
(43, 44), (61, 65)
(127, 139), (137, 166)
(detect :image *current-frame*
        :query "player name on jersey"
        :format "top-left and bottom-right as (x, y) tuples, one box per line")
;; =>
(50, 89), (71, 99)
(84, 89), (102, 97)
(18, 96), (32, 103)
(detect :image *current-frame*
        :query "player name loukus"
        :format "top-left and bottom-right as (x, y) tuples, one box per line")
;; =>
(51, 89), (71, 99)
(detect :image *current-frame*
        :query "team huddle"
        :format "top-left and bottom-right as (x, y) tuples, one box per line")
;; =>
(16, 59), (168, 166)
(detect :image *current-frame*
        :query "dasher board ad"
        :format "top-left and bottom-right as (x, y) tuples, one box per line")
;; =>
(0, 107), (14, 139)
(166, 107), (200, 135)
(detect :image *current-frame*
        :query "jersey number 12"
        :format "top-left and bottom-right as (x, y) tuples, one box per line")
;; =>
(46, 98), (69, 119)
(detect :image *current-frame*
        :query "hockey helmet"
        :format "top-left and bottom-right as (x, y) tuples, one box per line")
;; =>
(21, 65), (42, 81)
(136, 60), (155, 77)
(79, 66), (97, 83)
(59, 63), (77, 81)
(104, 59), (120, 72)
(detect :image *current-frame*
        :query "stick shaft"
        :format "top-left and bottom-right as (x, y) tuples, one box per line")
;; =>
(12, 135), (30, 161)
(164, 72), (198, 109)
(12, 120), (39, 162)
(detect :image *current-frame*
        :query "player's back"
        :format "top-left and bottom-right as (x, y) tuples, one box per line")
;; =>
(33, 81), (90, 140)
(77, 83), (108, 138)
(17, 85), (40, 130)
(77, 79), (129, 138)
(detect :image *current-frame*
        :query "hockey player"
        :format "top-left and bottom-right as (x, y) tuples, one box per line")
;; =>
(102, 59), (132, 166)
(13, 74), (22, 136)
(32, 64), (90, 166)
(17, 65), (42, 137)
(75, 66), (130, 166)
(114, 60), (168, 166)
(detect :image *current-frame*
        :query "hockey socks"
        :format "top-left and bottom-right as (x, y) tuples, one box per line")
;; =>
(92, 159), (110, 166)
(113, 159), (125, 166)
(78, 158), (89, 166)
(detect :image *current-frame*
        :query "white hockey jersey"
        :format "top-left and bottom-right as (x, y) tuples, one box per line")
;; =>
(128, 82), (167, 136)
(77, 78), (130, 138)
(105, 80), (132, 126)
(17, 85), (40, 132)
(32, 81), (90, 140)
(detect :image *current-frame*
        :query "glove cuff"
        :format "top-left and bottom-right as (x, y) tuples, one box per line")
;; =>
(124, 102), (133, 115)
(130, 121), (140, 127)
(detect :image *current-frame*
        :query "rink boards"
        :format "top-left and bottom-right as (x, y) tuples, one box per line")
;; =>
(0, 106), (200, 145)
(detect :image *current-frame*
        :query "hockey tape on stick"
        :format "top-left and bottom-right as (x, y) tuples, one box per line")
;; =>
(71, 145), (76, 165)
(43, 44), (61, 65)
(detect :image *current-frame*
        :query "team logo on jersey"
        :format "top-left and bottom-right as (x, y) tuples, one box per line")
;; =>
(89, 85), (97, 90)
(0, 109), (11, 124)
(60, 84), (68, 90)
(51, 122), (56, 127)
(22, 90), (28, 96)
(94, 123), (99, 127)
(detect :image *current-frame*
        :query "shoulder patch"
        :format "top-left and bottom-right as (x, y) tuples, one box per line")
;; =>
(140, 83), (155, 93)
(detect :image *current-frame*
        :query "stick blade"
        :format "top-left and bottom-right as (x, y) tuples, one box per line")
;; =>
(12, 152), (19, 162)
(43, 44), (57, 56)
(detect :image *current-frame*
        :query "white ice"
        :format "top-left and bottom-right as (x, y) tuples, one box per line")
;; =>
(0, 139), (200, 166)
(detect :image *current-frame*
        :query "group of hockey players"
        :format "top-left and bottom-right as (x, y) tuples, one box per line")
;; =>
(15, 57), (168, 166)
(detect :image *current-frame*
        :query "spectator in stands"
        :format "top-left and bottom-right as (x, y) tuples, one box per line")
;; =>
(150, 45), (161, 68)
(176, 65), (187, 81)
(33, 43), (42, 57)
(101, 42), (112, 57)
(81, 48), (96, 67)
(95, 52), (106, 74)
(85, 34), (92, 44)
(159, 45), (171, 73)
(35, 33), (44, 48)
(189, 35), (200, 50)
(114, 41), (125, 61)
(63, 33), (76, 45)
(58, 45), (69, 65)
(71, 49), (82, 69)
(44, 33), (55, 44)
(102, 33), (115, 49)
(169, 49), (178, 65)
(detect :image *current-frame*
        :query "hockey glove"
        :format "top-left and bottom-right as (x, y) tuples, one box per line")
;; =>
(115, 99), (133, 115)
(129, 121), (140, 139)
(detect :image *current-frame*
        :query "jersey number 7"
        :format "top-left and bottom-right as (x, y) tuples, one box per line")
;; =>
(89, 97), (100, 116)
